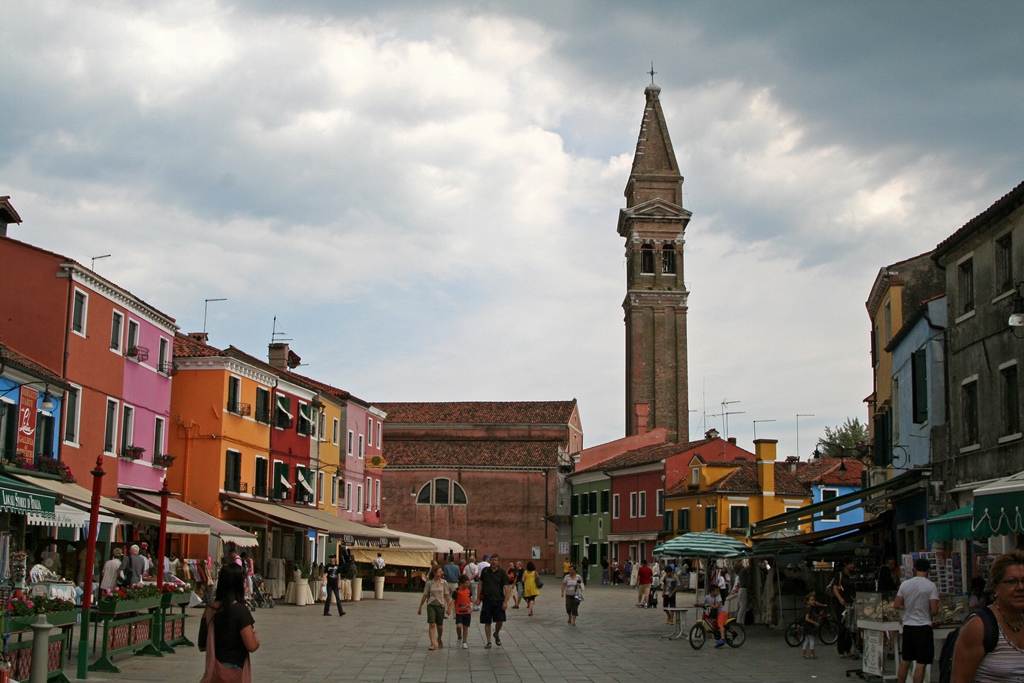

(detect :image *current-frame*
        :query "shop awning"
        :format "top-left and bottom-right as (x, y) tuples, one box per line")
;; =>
(927, 505), (975, 542)
(8, 475), (209, 535)
(0, 474), (55, 519)
(350, 547), (433, 569)
(749, 468), (929, 538)
(286, 506), (400, 547)
(973, 472), (1024, 537)
(27, 503), (88, 528)
(381, 528), (465, 555)
(123, 492), (258, 548)
(221, 497), (319, 532)
(608, 532), (661, 542)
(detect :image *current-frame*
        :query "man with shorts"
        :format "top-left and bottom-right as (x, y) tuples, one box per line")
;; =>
(662, 568), (680, 624)
(893, 557), (939, 683)
(475, 553), (511, 648)
(636, 559), (653, 607)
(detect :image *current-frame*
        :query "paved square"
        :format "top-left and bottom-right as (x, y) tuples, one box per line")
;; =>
(74, 584), (873, 682)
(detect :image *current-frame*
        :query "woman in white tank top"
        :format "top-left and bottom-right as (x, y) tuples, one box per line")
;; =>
(953, 549), (1024, 682)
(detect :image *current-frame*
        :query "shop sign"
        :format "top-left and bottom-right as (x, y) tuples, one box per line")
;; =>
(0, 486), (55, 517)
(16, 387), (37, 457)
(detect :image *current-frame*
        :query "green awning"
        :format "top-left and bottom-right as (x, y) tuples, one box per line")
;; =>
(0, 474), (56, 518)
(927, 505), (974, 542)
(973, 472), (1024, 537)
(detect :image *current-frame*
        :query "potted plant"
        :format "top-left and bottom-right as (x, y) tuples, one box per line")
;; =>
(160, 582), (191, 606)
(5, 595), (78, 631)
(98, 584), (161, 615)
(153, 454), (176, 468)
(120, 445), (145, 460)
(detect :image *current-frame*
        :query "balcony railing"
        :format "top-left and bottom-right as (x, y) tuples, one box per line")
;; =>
(159, 360), (177, 376)
(125, 346), (149, 362)
(255, 408), (271, 424)
(224, 480), (248, 494)
(227, 402), (252, 416)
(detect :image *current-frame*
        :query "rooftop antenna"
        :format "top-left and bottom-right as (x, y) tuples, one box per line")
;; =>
(752, 419), (776, 440)
(271, 316), (293, 344)
(90, 254), (111, 271)
(203, 298), (227, 334)
(721, 399), (743, 441)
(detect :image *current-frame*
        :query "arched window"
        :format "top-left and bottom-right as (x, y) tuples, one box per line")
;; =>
(640, 243), (655, 273)
(661, 245), (676, 274)
(416, 478), (468, 506)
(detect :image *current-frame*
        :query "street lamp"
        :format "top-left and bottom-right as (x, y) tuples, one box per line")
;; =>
(1009, 283), (1024, 337)
(0, 382), (56, 411)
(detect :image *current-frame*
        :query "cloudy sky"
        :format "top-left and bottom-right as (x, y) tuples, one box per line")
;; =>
(3, 1), (1023, 456)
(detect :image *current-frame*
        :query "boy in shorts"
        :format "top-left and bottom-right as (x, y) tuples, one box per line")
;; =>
(448, 575), (473, 649)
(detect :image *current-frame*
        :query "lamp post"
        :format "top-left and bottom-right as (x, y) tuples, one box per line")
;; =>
(154, 478), (170, 652)
(77, 455), (106, 680)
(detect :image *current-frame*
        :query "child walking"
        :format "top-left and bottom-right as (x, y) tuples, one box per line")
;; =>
(802, 591), (821, 659)
(448, 574), (473, 649)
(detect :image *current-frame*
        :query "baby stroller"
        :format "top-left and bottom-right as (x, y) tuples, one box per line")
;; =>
(251, 573), (275, 608)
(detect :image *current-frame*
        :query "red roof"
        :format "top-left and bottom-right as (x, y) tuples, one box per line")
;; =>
(374, 401), (577, 425)
(574, 437), (721, 475)
(793, 457), (865, 487)
(0, 343), (68, 388)
(382, 439), (563, 469)
(701, 461), (811, 497)
(173, 333), (223, 358)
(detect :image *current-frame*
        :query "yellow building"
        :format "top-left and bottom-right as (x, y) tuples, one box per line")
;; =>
(663, 440), (813, 541)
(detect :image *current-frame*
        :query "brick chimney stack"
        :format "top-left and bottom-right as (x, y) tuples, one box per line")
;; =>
(755, 439), (778, 496)
(634, 403), (650, 435)
(188, 332), (209, 344)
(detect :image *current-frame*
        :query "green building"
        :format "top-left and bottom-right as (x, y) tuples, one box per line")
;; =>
(568, 471), (610, 584)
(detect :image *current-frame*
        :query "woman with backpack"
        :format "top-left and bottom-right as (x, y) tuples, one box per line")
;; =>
(952, 549), (1024, 682)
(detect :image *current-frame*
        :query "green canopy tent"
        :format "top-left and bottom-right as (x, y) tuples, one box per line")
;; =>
(973, 473), (1024, 537)
(927, 505), (975, 543)
(655, 531), (750, 611)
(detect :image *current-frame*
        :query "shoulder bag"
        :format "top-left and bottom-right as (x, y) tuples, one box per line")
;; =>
(200, 608), (252, 683)
(535, 575), (544, 589)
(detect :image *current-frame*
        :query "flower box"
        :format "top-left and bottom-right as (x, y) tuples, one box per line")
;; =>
(98, 596), (161, 616)
(153, 454), (176, 468)
(161, 591), (191, 607)
(120, 446), (145, 461)
(6, 610), (79, 632)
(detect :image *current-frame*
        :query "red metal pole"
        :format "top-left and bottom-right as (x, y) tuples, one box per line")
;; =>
(77, 454), (106, 679)
(157, 478), (169, 592)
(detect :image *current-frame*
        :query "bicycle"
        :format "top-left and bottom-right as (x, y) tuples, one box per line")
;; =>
(689, 606), (745, 650)
(784, 607), (838, 647)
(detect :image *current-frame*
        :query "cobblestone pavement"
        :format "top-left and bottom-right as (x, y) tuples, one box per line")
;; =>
(75, 584), (876, 682)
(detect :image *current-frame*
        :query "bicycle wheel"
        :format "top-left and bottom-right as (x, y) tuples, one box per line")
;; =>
(688, 622), (706, 650)
(819, 618), (838, 645)
(725, 623), (746, 648)
(784, 620), (805, 647)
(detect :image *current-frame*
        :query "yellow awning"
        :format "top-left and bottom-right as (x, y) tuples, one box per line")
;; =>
(350, 547), (433, 569)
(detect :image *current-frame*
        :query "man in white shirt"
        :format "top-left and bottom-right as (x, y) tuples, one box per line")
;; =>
(477, 555), (491, 575)
(372, 553), (385, 570)
(464, 556), (479, 609)
(894, 558), (939, 683)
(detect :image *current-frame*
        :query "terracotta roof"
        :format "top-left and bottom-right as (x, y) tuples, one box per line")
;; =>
(173, 333), (223, 358)
(381, 439), (563, 469)
(934, 179), (1024, 261)
(574, 437), (718, 475)
(699, 461), (811, 497)
(793, 457), (865, 487)
(374, 401), (577, 425)
(0, 343), (69, 389)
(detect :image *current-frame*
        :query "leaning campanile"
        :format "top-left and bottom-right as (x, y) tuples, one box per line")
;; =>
(618, 80), (691, 442)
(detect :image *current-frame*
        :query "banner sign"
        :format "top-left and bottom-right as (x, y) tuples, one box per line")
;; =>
(16, 386), (38, 457)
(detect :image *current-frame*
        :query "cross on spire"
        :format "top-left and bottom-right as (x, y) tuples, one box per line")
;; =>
(648, 62), (657, 85)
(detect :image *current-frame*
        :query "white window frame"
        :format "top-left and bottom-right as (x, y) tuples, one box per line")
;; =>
(330, 475), (337, 505)
(629, 492), (637, 518)
(110, 311), (124, 352)
(153, 416), (165, 457)
(158, 337), (170, 374)
(121, 404), (135, 452)
(63, 383), (82, 447)
(365, 477), (372, 509)
(638, 490), (647, 517)
(347, 430), (354, 456)
(255, 456), (268, 497)
(367, 417), (373, 447)
(612, 493), (620, 519)
(318, 471), (325, 505)
(356, 484), (363, 512)
(104, 398), (119, 455)
(656, 489), (664, 516)
(332, 418), (339, 445)
(318, 413), (326, 442)
(346, 482), (353, 511)
(358, 434), (364, 459)
(72, 289), (88, 337)
(820, 487), (840, 522)
(692, 467), (700, 486)
(375, 479), (381, 509)
(126, 319), (140, 354)
(377, 421), (382, 447)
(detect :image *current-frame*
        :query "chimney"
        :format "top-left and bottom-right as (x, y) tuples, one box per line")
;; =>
(728, 437), (736, 445)
(634, 403), (650, 435)
(755, 439), (778, 496)
(188, 332), (209, 344)
(0, 196), (22, 238)
(268, 343), (290, 370)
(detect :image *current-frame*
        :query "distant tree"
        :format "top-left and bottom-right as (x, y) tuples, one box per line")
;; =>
(815, 418), (869, 459)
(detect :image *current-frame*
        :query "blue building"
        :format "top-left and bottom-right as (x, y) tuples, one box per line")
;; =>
(794, 457), (866, 533)
(0, 343), (66, 466)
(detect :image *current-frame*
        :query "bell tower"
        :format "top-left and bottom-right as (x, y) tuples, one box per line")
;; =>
(618, 81), (691, 442)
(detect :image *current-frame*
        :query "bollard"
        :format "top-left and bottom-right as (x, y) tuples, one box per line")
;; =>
(30, 614), (54, 683)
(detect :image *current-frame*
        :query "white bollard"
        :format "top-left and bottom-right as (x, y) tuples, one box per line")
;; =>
(30, 614), (54, 683)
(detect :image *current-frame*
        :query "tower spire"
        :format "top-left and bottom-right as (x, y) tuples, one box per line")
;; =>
(617, 83), (692, 443)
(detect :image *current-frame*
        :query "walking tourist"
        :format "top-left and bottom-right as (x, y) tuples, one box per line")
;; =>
(443, 556), (461, 593)
(100, 548), (123, 593)
(513, 561), (525, 608)
(323, 555), (344, 616)
(448, 575), (473, 649)
(476, 554), (511, 648)
(418, 566), (452, 650)
(952, 549), (1024, 682)
(802, 592), (820, 659)
(198, 563), (260, 679)
(562, 564), (584, 626)
(636, 559), (653, 608)
(831, 559), (858, 659)
(894, 557), (939, 683)
(119, 544), (146, 586)
(523, 561), (542, 616)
